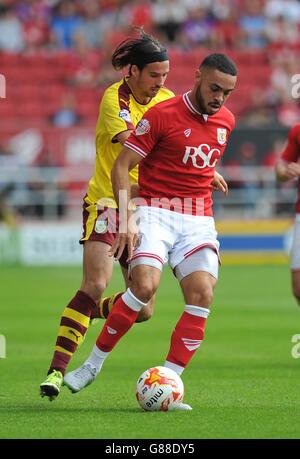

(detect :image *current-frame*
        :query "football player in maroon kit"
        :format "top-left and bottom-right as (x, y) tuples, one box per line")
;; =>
(64, 53), (237, 410)
(276, 124), (300, 305)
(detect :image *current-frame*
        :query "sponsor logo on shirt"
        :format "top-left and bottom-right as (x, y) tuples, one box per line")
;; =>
(119, 109), (132, 123)
(135, 119), (150, 136)
(184, 129), (191, 137)
(182, 144), (221, 169)
(217, 128), (227, 145)
(119, 98), (129, 107)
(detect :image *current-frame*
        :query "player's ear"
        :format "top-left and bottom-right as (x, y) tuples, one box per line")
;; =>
(195, 69), (201, 84)
(131, 64), (139, 78)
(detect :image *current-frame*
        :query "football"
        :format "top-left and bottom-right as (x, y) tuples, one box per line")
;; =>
(136, 366), (184, 411)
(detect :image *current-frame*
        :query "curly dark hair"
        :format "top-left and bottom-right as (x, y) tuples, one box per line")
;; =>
(200, 53), (237, 76)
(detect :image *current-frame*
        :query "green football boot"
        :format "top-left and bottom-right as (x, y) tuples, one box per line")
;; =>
(40, 370), (63, 401)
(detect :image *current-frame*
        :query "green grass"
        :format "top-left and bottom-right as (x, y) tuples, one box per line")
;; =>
(0, 264), (299, 439)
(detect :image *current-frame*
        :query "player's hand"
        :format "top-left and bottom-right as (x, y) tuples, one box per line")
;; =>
(109, 214), (139, 261)
(286, 162), (300, 179)
(110, 232), (127, 260)
(212, 171), (228, 196)
(110, 232), (139, 261)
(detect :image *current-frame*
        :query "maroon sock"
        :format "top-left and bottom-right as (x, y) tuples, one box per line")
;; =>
(48, 290), (97, 375)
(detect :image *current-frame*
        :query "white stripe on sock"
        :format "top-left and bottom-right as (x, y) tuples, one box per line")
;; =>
(122, 288), (147, 312)
(185, 304), (210, 318)
(182, 338), (202, 351)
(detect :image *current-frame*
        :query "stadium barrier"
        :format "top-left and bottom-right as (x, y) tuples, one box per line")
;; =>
(0, 123), (296, 266)
(0, 219), (292, 266)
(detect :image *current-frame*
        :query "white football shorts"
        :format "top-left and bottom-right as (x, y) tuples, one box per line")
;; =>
(291, 214), (300, 271)
(130, 206), (220, 280)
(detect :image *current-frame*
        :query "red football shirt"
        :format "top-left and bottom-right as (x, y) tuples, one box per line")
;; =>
(124, 93), (235, 216)
(281, 123), (300, 213)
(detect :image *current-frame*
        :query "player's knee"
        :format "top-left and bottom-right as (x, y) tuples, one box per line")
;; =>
(131, 280), (156, 304)
(187, 286), (214, 307)
(81, 279), (107, 302)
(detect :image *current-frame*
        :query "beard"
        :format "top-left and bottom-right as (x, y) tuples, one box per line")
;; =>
(195, 85), (209, 114)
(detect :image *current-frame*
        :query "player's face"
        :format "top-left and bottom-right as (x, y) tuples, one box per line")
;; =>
(133, 61), (170, 99)
(195, 68), (236, 115)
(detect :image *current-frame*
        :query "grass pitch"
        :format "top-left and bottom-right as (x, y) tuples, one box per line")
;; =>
(0, 263), (299, 439)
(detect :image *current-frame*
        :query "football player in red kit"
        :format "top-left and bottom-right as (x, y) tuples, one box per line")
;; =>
(276, 124), (300, 305)
(64, 53), (237, 410)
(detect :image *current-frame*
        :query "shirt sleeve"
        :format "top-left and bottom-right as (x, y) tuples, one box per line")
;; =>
(98, 89), (134, 142)
(124, 106), (164, 159)
(281, 126), (300, 162)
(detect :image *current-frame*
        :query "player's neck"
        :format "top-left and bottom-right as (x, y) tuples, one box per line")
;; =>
(188, 90), (203, 114)
(126, 78), (151, 105)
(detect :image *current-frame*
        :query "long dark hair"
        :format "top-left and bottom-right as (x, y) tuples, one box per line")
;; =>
(112, 29), (168, 73)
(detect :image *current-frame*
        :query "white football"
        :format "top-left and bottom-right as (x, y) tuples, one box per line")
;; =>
(136, 366), (184, 411)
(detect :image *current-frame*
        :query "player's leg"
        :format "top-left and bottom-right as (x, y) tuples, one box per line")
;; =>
(90, 262), (126, 321)
(122, 265), (155, 322)
(90, 203), (156, 322)
(165, 270), (216, 411)
(162, 248), (218, 410)
(93, 264), (155, 323)
(40, 241), (113, 400)
(292, 271), (300, 305)
(63, 264), (162, 393)
(290, 218), (300, 305)
(165, 249), (218, 376)
(63, 205), (169, 392)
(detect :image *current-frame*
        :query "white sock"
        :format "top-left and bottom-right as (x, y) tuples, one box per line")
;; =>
(164, 360), (185, 376)
(86, 344), (110, 373)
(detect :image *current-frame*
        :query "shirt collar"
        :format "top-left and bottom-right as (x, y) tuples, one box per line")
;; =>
(183, 91), (208, 122)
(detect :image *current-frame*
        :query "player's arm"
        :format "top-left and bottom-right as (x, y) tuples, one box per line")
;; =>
(115, 130), (141, 196)
(114, 131), (142, 196)
(114, 130), (133, 145)
(276, 159), (300, 182)
(276, 126), (300, 181)
(111, 146), (144, 260)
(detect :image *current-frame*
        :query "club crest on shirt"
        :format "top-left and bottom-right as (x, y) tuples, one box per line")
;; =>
(217, 128), (227, 145)
(184, 128), (191, 137)
(135, 119), (150, 136)
(95, 218), (108, 234)
(119, 109), (132, 123)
